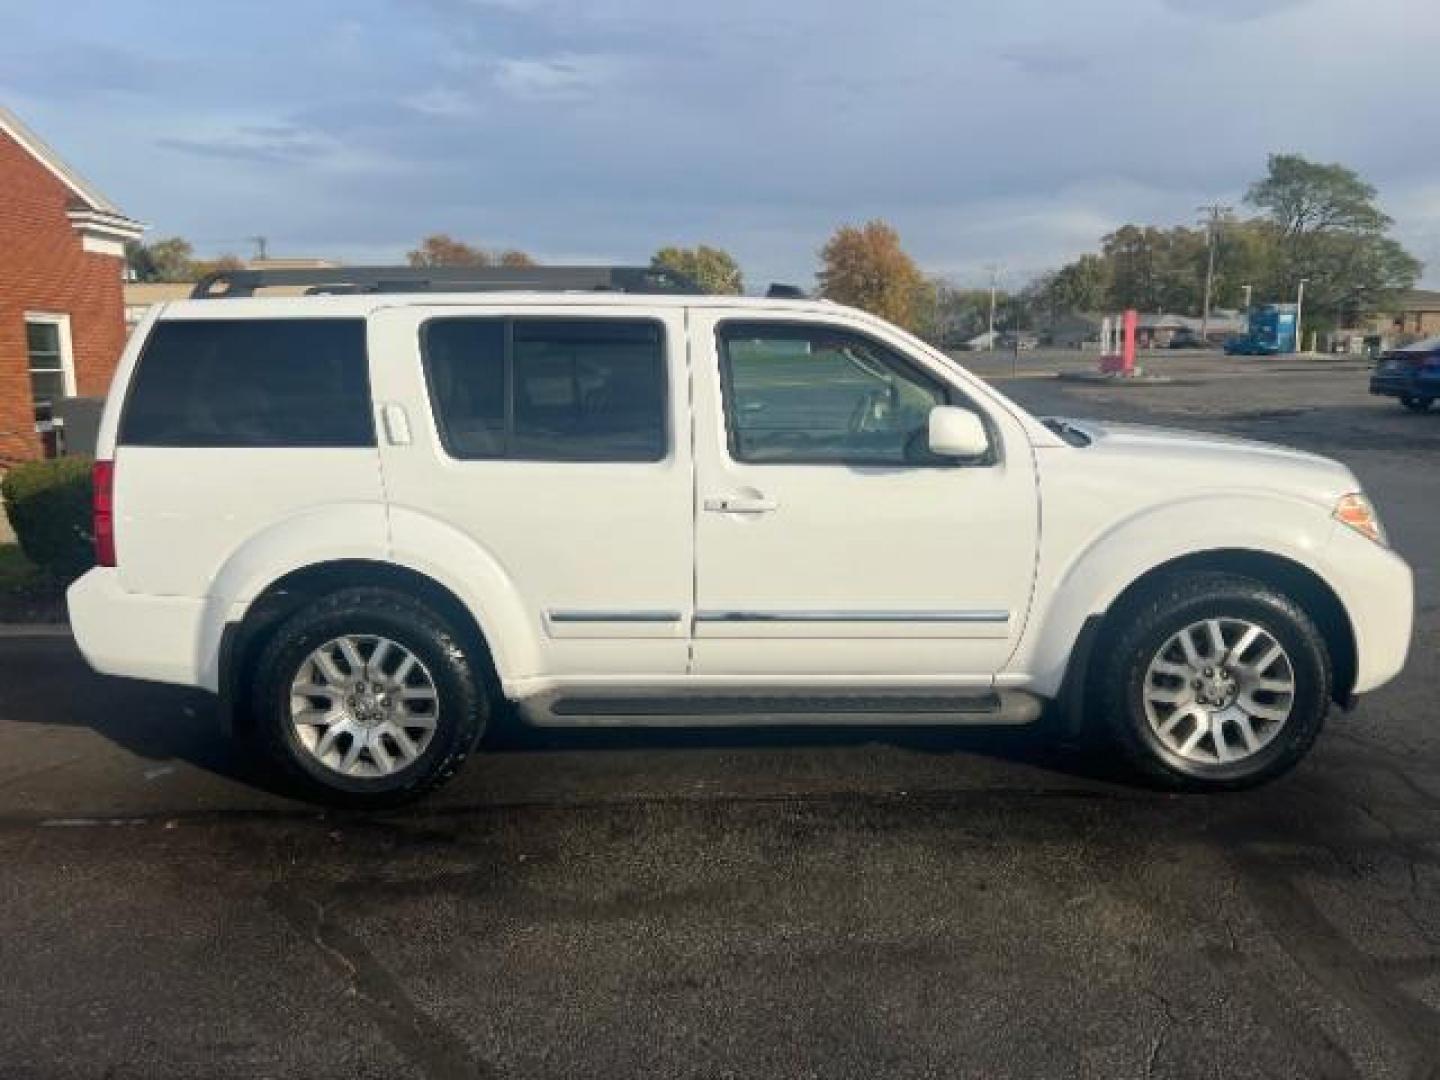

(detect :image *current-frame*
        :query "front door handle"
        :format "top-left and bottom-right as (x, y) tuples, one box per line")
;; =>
(704, 494), (778, 514)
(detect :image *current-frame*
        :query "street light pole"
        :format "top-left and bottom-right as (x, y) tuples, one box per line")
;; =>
(1241, 284), (1252, 311)
(1295, 278), (1309, 355)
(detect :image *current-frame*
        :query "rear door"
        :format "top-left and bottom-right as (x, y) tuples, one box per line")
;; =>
(367, 304), (693, 683)
(689, 310), (1039, 682)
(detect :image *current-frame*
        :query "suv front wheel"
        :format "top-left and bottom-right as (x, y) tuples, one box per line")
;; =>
(250, 587), (488, 807)
(1097, 572), (1331, 790)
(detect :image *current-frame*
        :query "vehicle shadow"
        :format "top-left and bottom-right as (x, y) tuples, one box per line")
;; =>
(9, 637), (1140, 806)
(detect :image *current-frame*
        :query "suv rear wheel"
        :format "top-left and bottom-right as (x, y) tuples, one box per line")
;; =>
(250, 587), (488, 807)
(1097, 572), (1331, 790)
(1401, 395), (1434, 413)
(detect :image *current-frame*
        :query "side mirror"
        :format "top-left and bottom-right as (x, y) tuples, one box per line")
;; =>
(928, 406), (990, 459)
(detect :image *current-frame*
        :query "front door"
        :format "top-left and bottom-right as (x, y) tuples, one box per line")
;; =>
(689, 311), (1039, 683)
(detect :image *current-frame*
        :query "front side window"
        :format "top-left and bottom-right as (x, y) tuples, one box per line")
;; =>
(424, 318), (667, 462)
(120, 319), (374, 448)
(718, 322), (948, 465)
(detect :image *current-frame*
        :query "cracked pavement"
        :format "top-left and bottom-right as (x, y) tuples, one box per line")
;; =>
(1, 351), (1439, 1078)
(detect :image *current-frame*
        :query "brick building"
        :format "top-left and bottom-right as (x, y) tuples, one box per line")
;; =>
(1, 105), (143, 462)
(1383, 289), (1440, 340)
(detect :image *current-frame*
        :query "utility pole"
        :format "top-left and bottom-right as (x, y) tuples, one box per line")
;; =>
(1295, 277), (1309, 355)
(1197, 203), (1231, 344)
(249, 235), (269, 262)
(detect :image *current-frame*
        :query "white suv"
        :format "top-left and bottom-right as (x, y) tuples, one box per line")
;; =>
(67, 266), (1413, 805)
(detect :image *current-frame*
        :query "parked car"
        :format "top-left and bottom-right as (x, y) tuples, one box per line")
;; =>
(68, 266), (1413, 806)
(1167, 329), (1213, 350)
(1369, 335), (1440, 412)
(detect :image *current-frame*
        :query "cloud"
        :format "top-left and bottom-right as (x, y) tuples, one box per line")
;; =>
(7, 0), (1439, 287)
(492, 53), (620, 101)
(1001, 44), (1093, 77)
(156, 125), (330, 166)
(1161, 0), (1313, 21)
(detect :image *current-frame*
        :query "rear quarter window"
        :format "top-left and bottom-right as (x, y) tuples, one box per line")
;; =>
(120, 319), (374, 448)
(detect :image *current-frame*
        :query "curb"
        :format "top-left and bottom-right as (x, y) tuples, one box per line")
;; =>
(0, 624), (71, 638)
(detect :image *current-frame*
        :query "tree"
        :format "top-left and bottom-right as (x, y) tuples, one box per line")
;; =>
(406, 235), (538, 269)
(190, 254), (246, 280)
(126, 237), (199, 282)
(1247, 154), (1391, 238)
(407, 235), (492, 267)
(1036, 254), (1111, 316)
(650, 245), (743, 294)
(1246, 153), (1420, 328)
(1100, 225), (1210, 313)
(817, 221), (926, 330)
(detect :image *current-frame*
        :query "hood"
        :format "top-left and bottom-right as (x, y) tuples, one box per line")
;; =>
(1045, 417), (1358, 505)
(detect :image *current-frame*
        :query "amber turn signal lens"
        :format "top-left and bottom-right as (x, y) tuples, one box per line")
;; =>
(1333, 493), (1385, 545)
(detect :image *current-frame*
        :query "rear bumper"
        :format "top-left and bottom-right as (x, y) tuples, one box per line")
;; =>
(1321, 525), (1413, 695)
(66, 568), (212, 689)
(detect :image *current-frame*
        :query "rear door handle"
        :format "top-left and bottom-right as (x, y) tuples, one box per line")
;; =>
(704, 495), (778, 514)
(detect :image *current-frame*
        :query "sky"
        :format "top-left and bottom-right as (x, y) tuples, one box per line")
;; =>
(4, 0), (1440, 292)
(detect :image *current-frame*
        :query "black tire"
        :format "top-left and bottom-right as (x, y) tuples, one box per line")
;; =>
(1096, 572), (1331, 791)
(250, 587), (488, 808)
(1402, 395), (1434, 413)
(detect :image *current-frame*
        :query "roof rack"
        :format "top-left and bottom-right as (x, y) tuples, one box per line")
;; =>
(189, 264), (703, 300)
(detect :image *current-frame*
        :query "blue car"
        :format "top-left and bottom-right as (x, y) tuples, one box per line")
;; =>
(1370, 335), (1440, 412)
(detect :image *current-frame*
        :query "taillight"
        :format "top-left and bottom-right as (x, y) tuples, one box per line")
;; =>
(92, 460), (115, 567)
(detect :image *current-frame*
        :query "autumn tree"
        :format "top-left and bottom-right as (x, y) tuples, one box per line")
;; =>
(650, 245), (743, 294)
(407, 235), (539, 269)
(407, 235), (491, 267)
(190, 254), (246, 280)
(817, 221), (925, 330)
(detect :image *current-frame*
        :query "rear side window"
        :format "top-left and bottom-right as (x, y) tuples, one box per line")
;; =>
(423, 318), (667, 462)
(120, 319), (373, 448)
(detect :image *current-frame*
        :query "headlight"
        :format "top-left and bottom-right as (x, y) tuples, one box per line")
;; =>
(1334, 492), (1386, 546)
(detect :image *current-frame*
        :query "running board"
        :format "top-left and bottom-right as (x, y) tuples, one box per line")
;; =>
(517, 690), (1044, 728)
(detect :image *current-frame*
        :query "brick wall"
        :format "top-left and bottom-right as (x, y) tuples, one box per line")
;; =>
(0, 129), (128, 463)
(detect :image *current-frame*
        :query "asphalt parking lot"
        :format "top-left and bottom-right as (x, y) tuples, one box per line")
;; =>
(3, 349), (1439, 1079)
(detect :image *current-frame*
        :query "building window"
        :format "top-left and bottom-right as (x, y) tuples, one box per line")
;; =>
(24, 314), (76, 454)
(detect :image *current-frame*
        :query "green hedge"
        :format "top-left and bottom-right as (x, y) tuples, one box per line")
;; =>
(1, 456), (94, 579)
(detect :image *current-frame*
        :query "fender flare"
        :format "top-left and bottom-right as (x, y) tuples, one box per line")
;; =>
(198, 503), (537, 692)
(1014, 492), (1338, 697)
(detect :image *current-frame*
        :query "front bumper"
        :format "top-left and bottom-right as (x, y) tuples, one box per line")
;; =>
(67, 568), (212, 689)
(1369, 374), (1416, 398)
(1321, 524), (1413, 694)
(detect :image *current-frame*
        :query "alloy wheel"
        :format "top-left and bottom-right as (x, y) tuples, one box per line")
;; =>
(288, 635), (439, 778)
(1141, 618), (1296, 765)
